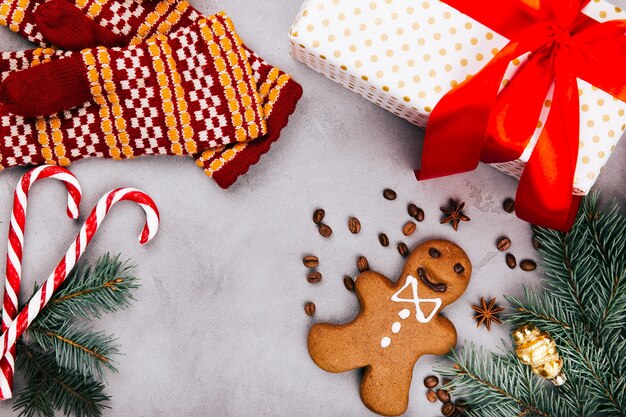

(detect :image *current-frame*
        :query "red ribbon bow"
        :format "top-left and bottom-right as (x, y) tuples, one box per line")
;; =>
(417, 0), (626, 231)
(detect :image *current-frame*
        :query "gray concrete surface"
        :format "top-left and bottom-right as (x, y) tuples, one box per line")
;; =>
(0, 1), (624, 416)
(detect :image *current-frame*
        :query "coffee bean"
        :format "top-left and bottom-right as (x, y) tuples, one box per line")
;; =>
(453, 263), (465, 274)
(402, 221), (417, 236)
(378, 233), (390, 247)
(429, 247), (441, 258)
(313, 208), (325, 224)
(503, 198), (515, 213)
(424, 375), (439, 388)
(506, 253), (517, 269)
(532, 236), (541, 250)
(437, 389), (451, 403)
(442, 402), (456, 417)
(408, 203), (419, 217)
(348, 217), (361, 234)
(497, 237), (511, 251)
(520, 259), (537, 271)
(383, 188), (397, 200)
(426, 390), (437, 403)
(307, 271), (322, 284)
(303, 256), (319, 268)
(357, 256), (369, 272)
(318, 223), (332, 238)
(343, 275), (355, 292)
(397, 242), (409, 257)
(442, 378), (452, 386)
(304, 302), (316, 316)
(414, 207), (425, 222)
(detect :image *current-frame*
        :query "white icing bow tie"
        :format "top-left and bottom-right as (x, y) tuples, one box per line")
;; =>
(391, 275), (442, 324)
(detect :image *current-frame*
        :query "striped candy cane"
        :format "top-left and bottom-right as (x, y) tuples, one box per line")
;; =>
(0, 187), (159, 397)
(0, 166), (82, 400)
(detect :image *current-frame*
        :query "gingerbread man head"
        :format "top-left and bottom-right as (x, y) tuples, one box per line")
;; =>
(308, 239), (471, 416)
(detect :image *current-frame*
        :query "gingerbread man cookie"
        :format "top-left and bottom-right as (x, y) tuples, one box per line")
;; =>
(308, 240), (472, 416)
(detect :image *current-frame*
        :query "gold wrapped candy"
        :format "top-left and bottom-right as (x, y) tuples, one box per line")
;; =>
(512, 323), (567, 386)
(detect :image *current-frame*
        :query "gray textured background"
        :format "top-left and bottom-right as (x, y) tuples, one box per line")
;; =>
(0, 1), (624, 416)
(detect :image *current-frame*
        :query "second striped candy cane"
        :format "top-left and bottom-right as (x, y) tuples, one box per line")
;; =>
(0, 166), (82, 400)
(0, 187), (159, 387)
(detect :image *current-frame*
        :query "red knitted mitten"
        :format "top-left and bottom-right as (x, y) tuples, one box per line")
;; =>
(0, 14), (266, 167)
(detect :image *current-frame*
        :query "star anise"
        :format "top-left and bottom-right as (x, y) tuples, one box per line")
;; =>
(440, 200), (470, 231)
(471, 297), (505, 331)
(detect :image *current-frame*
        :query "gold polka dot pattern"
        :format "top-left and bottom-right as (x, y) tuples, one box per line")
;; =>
(289, 0), (625, 195)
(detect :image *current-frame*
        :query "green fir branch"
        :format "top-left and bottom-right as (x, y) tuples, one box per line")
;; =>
(12, 254), (139, 417)
(36, 254), (138, 325)
(437, 193), (625, 417)
(26, 322), (119, 378)
(14, 343), (110, 417)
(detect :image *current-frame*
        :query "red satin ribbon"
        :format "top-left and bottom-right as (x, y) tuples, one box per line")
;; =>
(416, 0), (626, 231)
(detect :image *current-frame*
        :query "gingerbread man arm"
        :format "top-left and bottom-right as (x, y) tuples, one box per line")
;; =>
(430, 315), (458, 355)
(308, 322), (370, 373)
(355, 271), (394, 309)
(308, 273), (392, 374)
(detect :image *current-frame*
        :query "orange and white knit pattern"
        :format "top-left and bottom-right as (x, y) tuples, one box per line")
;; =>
(0, 5), (302, 187)
(0, 0), (46, 44)
(0, 14), (266, 167)
(195, 48), (301, 185)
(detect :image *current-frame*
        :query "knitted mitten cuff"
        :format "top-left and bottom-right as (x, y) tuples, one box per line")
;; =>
(195, 59), (303, 188)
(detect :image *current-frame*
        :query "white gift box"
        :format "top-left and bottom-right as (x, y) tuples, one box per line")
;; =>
(289, 0), (626, 195)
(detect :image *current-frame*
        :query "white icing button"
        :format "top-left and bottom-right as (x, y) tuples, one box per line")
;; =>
(398, 309), (411, 320)
(392, 322), (401, 333)
(381, 337), (391, 348)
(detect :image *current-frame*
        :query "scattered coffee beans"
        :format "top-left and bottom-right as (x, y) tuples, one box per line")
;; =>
(357, 256), (370, 272)
(397, 242), (409, 257)
(378, 233), (390, 247)
(408, 203), (419, 218)
(497, 237), (511, 251)
(383, 188), (397, 200)
(503, 198), (515, 213)
(442, 402), (456, 417)
(426, 390), (437, 403)
(437, 388), (451, 403)
(343, 275), (355, 292)
(402, 221), (417, 236)
(304, 302), (316, 316)
(318, 223), (333, 238)
(307, 271), (322, 284)
(506, 253), (517, 269)
(348, 217), (361, 234)
(520, 259), (537, 271)
(303, 256), (319, 268)
(424, 375), (439, 388)
(313, 208), (325, 224)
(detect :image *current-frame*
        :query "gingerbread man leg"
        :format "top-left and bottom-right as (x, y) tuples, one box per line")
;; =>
(361, 362), (414, 416)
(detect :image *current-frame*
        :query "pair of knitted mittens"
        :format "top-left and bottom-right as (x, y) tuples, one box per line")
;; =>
(0, 0), (302, 188)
